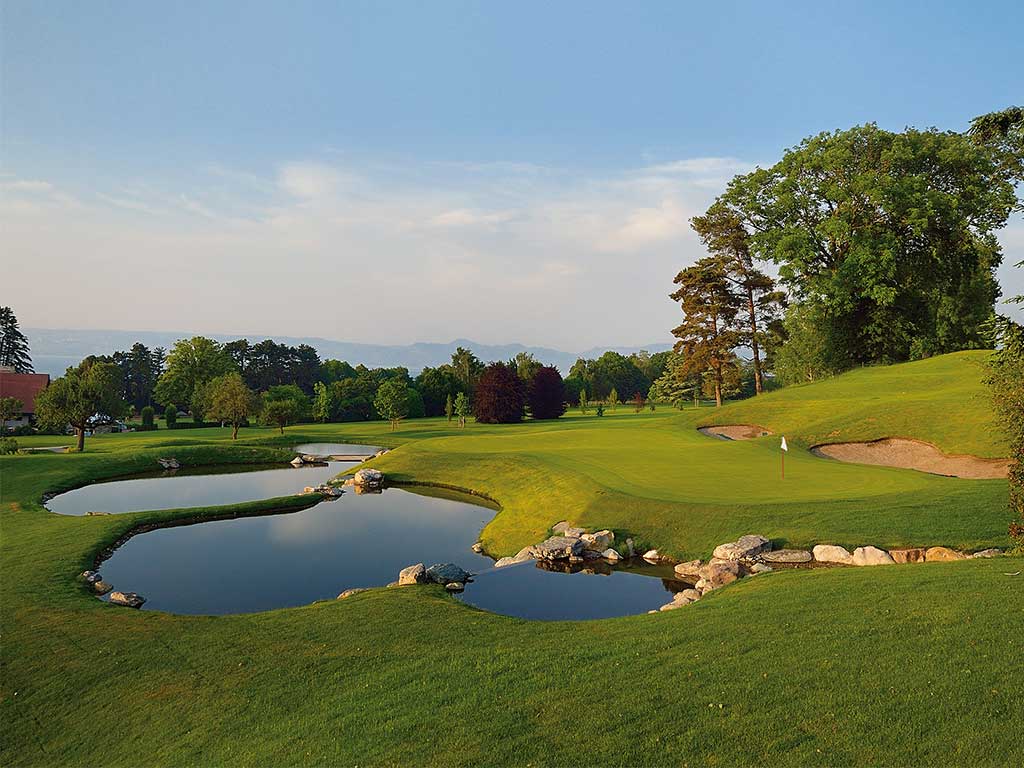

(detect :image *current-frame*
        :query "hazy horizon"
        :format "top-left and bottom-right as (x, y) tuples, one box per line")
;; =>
(3, 1), (1022, 347)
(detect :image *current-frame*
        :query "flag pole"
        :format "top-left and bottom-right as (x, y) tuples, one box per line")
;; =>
(781, 449), (785, 480)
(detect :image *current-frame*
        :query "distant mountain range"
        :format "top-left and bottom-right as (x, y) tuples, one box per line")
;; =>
(24, 328), (674, 378)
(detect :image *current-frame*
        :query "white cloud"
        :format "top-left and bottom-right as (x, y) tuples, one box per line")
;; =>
(277, 162), (346, 200)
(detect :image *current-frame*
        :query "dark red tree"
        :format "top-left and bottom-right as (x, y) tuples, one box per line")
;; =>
(473, 362), (526, 424)
(528, 366), (567, 420)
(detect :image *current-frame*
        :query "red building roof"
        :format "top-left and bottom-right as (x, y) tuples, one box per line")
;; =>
(0, 371), (50, 414)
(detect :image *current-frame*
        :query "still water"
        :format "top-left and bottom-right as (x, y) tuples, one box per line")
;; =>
(57, 453), (690, 619)
(46, 462), (344, 516)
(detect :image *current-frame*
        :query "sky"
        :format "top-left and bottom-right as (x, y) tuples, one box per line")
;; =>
(2, 0), (1022, 349)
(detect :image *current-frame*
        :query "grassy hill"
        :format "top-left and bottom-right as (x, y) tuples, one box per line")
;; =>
(2, 351), (1020, 766)
(703, 351), (1004, 456)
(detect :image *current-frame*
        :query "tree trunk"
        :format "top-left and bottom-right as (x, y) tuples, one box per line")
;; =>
(76, 426), (85, 452)
(714, 364), (723, 407)
(746, 287), (763, 394)
(278, 424), (284, 435)
(232, 423), (239, 440)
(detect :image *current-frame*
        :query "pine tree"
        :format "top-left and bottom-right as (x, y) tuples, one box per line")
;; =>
(0, 307), (34, 373)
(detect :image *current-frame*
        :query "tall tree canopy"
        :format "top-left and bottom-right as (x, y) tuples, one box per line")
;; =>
(450, 347), (484, 394)
(34, 358), (127, 451)
(154, 337), (235, 412)
(0, 307), (33, 373)
(691, 203), (786, 393)
(568, 351), (650, 402)
(205, 373), (256, 440)
(473, 362), (526, 424)
(670, 257), (742, 407)
(111, 342), (163, 410)
(713, 123), (1017, 365)
(373, 379), (410, 431)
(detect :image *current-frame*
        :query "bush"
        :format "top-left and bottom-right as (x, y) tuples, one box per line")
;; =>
(136, 406), (157, 431)
(0, 437), (18, 455)
(164, 406), (177, 428)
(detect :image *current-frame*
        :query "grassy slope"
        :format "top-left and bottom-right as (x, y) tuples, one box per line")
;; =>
(2, 352), (1022, 766)
(703, 351), (1004, 456)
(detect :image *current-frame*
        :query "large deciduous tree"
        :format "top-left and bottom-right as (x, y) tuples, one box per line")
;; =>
(670, 257), (742, 407)
(154, 337), (235, 414)
(714, 123), (1017, 366)
(473, 362), (526, 424)
(34, 359), (128, 451)
(450, 347), (484, 394)
(985, 315), (1024, 551)
(205, 373), (256, 440)
(528, 366), (567, 420)
(0, 307), (33, 373)
(691, 202), (786, 393)
(373, 379), (410, 431)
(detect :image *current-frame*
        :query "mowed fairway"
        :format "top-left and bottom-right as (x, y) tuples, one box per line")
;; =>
(2, 352), (1021, 766)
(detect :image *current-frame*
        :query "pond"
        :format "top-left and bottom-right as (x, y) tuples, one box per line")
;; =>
(93, 483), (688, 619)
(46, 462), (344, 516)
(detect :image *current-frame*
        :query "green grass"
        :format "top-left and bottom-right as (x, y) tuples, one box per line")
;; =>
(2, 351), (1021, 766)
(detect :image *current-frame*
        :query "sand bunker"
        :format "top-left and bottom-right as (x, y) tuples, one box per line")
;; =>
(698, 425), (774, 441)
(812, 438), (1010, 480)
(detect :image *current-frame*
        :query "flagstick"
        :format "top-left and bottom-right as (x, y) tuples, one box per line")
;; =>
(781, 449), (785, 480)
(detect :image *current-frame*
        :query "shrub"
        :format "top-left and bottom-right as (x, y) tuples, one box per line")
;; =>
(165, 406), (177, 428)
(596, 404), (604, 417)
(473, 362), (526, 424)
(528, 366), (567, 420)
(137, 406), (156, 431)
(0, 437), (18, 454)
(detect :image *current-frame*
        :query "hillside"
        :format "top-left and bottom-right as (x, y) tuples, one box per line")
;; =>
(703, 351), (1005, 457)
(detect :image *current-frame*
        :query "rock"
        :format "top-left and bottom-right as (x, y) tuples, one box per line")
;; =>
(85, 511), (112, 516)
(353, 468), (384, 488)
(582, 549), (604, 561)
(290, 456), (305, 467)
(852, 546), (895, 566)
(568, 555), (584, 564)
(108, 591), (145, 608)
(93, 580), (113, 595)
(812, 544), (854, 565)
(564, 527), (586, 539)
(444, 582), (465, 592)
(677, 588), (701, 602)
(625, 538), (636, 557)
(425, 563), (472, 584)
(157, 457), (180, 469)
(398, 563), (426, 585)
(471, 543), (484, 554)
(760, 549), (812, 564)
(601, 548), (621, 562)
(748, 563), (773, 575)
(580, 530), (614, 551)
(697, 559), (742, 590)
(530, 536), (585, 561)
(673, 560), (702, 579)
(659, 602), (683, 611)
(551, 521), (570, 534)
(712, 534), (771, 561)
(80, 570), (102, 584)
(337, 588), (367, 599)
(925, 546), (967, 562)
(889, 548), (927, 564)
(642, 549), (660, 562)
(972, 548), (1002, 558)
(494, 552), (532, 568)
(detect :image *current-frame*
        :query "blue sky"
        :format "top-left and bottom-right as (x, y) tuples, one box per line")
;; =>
(2, 0), (1021, 347)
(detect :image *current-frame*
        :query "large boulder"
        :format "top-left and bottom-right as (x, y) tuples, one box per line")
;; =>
(812, 544), (854, 565)
(697, 559), (742, 591)
(530, 536), (585, 561)
(353, 468), (384, 488)
(425, 563), (472, 584)
(601, 548), (621, 562)
(108, 591), (145, 608)
(337, 588), (367, 599)
(551, 521), (570, 534)
(642, 550), (661, 562)
(80, 570), (102, 584)
(972, 548), (1002, 559)
(563, 527), (586, 539)
(925, 546), (967, 562)
(851, 546), (895, 566)
(713, 534), (771, 562)
(673, 560), (702, 579)
(398, 563), (426, 585)
(580, 530), (614, 552)
(889, 548), (927, 564)
(93, 580), (113, 595)
(761, 549), (812, 564)
(495, 547), (534, 568)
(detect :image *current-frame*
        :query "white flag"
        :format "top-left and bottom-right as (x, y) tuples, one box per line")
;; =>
(780, 436), (788, 452)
